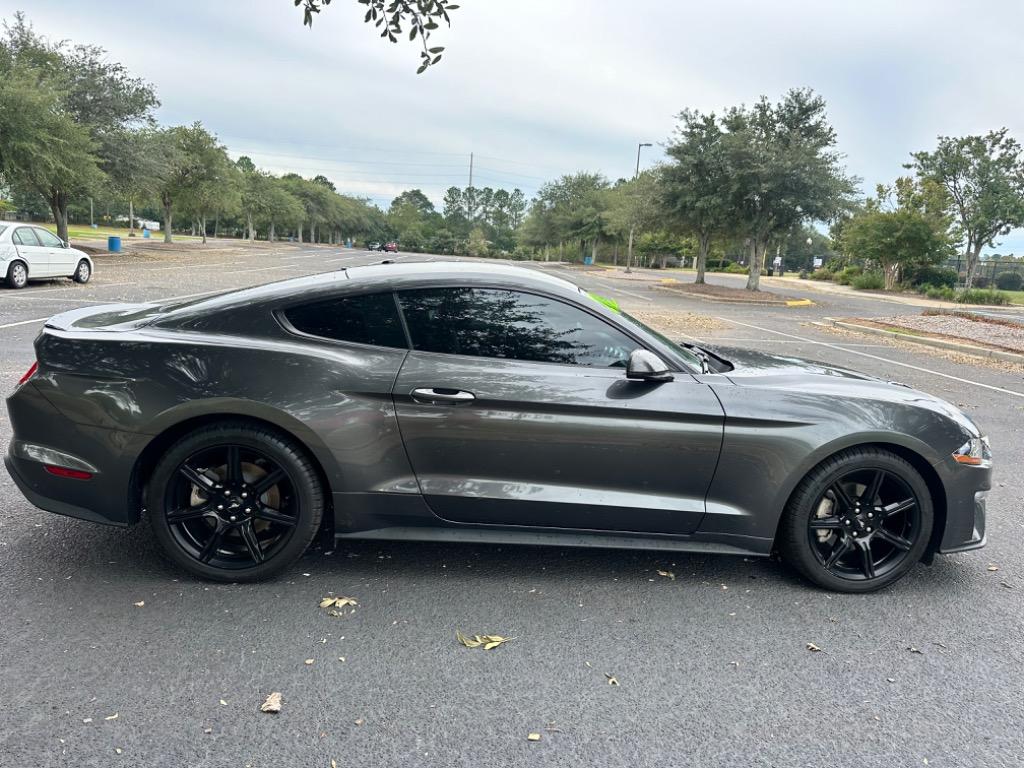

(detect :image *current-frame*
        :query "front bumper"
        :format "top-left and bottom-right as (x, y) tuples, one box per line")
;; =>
(936, 460), (991, 554)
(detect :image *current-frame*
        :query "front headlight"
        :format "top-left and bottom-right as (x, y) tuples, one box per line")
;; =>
(953, 436), (991, 466)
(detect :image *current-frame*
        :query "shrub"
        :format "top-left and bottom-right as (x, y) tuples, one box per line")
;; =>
(851, 271), (885, 290)
(723, 262), (748, 274)
(799, 269), (809, 279)
(808, 269), (834, 281)
(971, 276), (991, 289)
(995, 271), (1023, 291)
(706, 259), (733, 272)
(904, 264), (957, 288)
(834, 265), (863, 285)
(925, 285), (955, 301)
(956, 288), (1010, 306)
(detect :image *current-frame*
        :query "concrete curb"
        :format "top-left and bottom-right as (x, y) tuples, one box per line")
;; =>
(819, 317), (1024, 365)
(650, 284), (805, 307)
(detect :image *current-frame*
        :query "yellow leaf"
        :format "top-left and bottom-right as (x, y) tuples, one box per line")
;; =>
(656, 570), (676, 580)
(260, 692), (283, 714)
(806, 642), (823, 653)
(304, 659), (315, 665)
(605, 674), (619, 686)
(133, 601), (145, 607)
(354, 717), (365, 726)
(527, 733), (541, 742)
(319, 597), (336, 608)
(483, 641), (502, 650)
(104, 713), (119, 721)
(331, 761), (337, 768)
(456, 630), (481, 648)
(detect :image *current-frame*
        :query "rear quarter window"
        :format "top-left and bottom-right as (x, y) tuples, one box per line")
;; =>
(283, 292), (407, 348)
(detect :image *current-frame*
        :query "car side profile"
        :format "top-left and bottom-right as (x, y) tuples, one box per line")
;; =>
(1, 224), (94, 288)
(4, 262), (991, 591)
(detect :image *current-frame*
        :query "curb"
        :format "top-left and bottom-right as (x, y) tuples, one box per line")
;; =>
(819, 317), (1024, 365)
(650, 284), (811, 307)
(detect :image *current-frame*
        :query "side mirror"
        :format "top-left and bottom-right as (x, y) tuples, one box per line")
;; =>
(626, 349), (674, 382)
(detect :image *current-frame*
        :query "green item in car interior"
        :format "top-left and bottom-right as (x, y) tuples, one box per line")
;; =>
(587, 292), (620, 313)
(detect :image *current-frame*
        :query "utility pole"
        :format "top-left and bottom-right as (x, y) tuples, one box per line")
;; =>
(626, 143), (653, 274)
(89, 197), (94, 229)
(468, 152), (474, 189)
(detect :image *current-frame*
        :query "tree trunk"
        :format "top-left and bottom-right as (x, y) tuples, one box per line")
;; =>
(746, 238), (766, 291)
(297, 223), (303, 243)
(163, 199), (173, 243)
(269, 220), (276, 242)
(246, 212), (254, 242)
(201, 214), (207, 244)
(311, 223), (317, 243)
(612, 242), (619, 267)
(214, 211), (220, 239)
(128, 198), (135, 238)
(695, 232), (710, 284)
(591, 237), (598, 264)
(46, 189), (70, 244)
(625, 226), (635, 273)
(964, 242), (983, 288)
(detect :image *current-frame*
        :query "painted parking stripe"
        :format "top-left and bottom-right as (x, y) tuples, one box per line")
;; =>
(0, 316), (50, 330)
(714, 315), (1024, 399)
(589, 278), (653, 302)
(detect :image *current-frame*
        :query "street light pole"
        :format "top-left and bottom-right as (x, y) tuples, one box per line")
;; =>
(626, 142), (653, 274)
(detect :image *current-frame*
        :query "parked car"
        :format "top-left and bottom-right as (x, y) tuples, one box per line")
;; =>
(5, 262), (990, 590)
(1, 224), (94, 288)
(367, 242), (382, 251)
(383, 241), (399, 253)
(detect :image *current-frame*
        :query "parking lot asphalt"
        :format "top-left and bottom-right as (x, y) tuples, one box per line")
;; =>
(1, 242), (1022, 768)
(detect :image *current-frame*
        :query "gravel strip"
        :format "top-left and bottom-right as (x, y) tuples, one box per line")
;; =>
(867, 314), (1024, 354)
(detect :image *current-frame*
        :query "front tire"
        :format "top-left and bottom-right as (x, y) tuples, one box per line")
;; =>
(146, 422), (324, 582)
(6, 260), (27, 289)
(73, 258), (91, 283)
(778, 447), (933, 592)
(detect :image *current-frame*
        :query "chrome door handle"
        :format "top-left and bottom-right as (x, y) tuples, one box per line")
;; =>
(410, 387), (476, 405)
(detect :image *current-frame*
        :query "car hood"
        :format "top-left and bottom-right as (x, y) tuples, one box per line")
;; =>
(706, 345), (982, 436)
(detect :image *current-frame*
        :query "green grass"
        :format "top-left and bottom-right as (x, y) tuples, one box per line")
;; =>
(1003, 290), (1024, 306)
(30, 222), (202, 242)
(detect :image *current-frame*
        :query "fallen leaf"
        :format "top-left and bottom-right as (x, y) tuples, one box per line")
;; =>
(354, 717), (365, 726)
(219, 699), (228, 706)
(806, 643), (823, 653)
(133, 601), (144, 607)
(987, 565), (1000, 572)
(115, 748), (123, 755)
(457, 630), (511, 650)
(260, 692), (283, 714)
(104, 713), (118, 721)
(527, 733), (541, 742)
(203, 727), (213, 734)
(304, 659), (315, 666)
(656, 569), (676, 580)
(907, 647), (924, 655)
(605, 673), (619, 686)
(82, 718), (93, 724)
(332, 761), (337, 768)
(886, 677), (896, 683)
(338, 657), (346, 662)
(320, 596), (358, 611)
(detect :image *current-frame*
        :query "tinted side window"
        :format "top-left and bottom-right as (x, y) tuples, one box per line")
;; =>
(35, 228), (63, 247)
(398, 287), (636, 367)
(284, 293), (407, 348)
(12, 228), (39, 246)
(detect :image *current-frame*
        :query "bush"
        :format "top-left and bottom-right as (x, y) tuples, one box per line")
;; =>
(956, 288), (1010, 306)
(904, 264), (957, 288)
(971, 276), (991, 289)
(809, 269), (834, 281)
(995, 271), (1023, 291)
(924, 285), (955, 301)
(851, 271), (885, 290)
(723, 262), (748, 274)
(706, 259), (733, 272)
(834, 265), (863, 285)
(799, 269), (809, 279)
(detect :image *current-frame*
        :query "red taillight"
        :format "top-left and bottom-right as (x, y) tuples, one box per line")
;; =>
(44, 465), (93, 480)
(18, 361), (38, 386)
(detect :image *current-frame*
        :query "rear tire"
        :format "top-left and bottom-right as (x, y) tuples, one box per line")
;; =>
(6, 260), (27, 289)
(146, 422), (324, 582)
(778, 447), (933, 593)
(73, 259), (91, 283)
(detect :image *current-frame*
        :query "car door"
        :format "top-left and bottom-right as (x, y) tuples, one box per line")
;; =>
(33, 227), (74, 274)
(11, 227), (50, 277)
(391, 286), (725, 535)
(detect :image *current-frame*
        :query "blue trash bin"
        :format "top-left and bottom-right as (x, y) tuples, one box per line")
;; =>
(108, 236), (122, 253)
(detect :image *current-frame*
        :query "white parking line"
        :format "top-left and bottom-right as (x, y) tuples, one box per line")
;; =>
(222, 264), (304, 275)
(714, 316), (1024, 399)
(0, 316), (50, 330)
(589, 278), (653, 302)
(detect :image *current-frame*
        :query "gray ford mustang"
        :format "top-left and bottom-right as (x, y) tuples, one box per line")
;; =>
(5, 262), (991, 591)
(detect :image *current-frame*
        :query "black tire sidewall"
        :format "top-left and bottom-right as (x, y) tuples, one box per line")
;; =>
(74, 259), (91, 283)
(7, 262), (27, 288)
(780, 449), (934, 593)
(146, 424), (324, 582)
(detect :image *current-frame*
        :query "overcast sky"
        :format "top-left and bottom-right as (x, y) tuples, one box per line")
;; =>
(9, 0), (1024, 252)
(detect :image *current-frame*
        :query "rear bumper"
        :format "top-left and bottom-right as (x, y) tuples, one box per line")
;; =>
(5, 382), (147, 526)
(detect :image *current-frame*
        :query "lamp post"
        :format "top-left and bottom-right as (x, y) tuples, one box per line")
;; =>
(626, 142), (653, 274)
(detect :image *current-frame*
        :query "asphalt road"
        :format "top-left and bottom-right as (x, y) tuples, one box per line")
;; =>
(1, 242), (1022, 768)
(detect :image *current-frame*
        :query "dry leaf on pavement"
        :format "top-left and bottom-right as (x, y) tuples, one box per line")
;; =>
(260, 692), (283, 714)
(656, 570), (676, 580)
(806, 642), (823, 652)
(527, 733), (541, 741)
(456, 630), (512, 650)
(132, 601), (144, 607)
(605, 673), (619, 686)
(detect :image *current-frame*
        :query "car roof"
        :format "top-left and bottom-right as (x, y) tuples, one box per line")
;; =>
(156, 260), (586, 320)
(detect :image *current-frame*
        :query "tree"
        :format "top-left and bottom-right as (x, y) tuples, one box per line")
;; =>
(521, 173), (609, 262)
(662, 110), (732, 283)
(238, 157), (276, 241)
(602, 171), (662, 271)
(0, 13), (157, 242)
(262, 176), (306, 242)
(910, 129), (1024, 288)
(297, 0), (459, 74)
(840, 178), (954, 289)
(157, 123), (234, 244)
(720, 89), (856, 290)
(103, 128), (173, 237)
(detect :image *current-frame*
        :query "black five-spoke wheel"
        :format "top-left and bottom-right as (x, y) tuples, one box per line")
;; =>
(780, 448), (933, 592)
(148, 422), (324, 582)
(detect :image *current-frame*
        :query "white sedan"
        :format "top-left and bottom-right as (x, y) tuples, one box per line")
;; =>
(1, 224), (93, 288)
